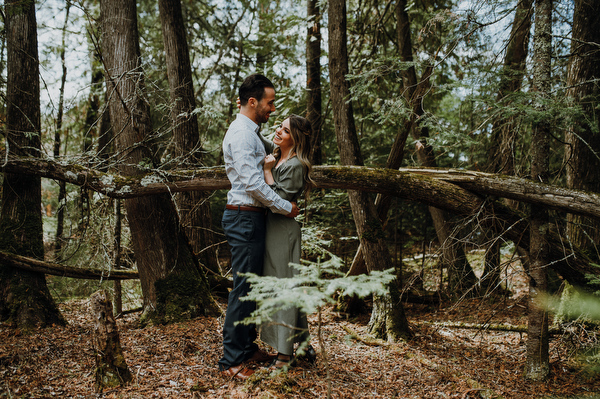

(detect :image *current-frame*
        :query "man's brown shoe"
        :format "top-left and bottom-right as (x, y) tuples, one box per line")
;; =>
(221, 364), (255, 380)
(247, 349), (277, 363)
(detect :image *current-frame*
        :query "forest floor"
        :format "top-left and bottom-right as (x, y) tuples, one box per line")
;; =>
(1, 274), (600, 398)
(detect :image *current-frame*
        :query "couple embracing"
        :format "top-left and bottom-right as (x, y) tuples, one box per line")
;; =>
(219, 74), (316, 380)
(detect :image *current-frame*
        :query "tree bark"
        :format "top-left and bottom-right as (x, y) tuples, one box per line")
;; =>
(565, 0), (600, 260)
(100, 0), (218, 324)
(113, 199), (123, 315)
(90, 290), (132, 391)
(525, 0), (552, 381)
(328, 0), (411, 341)
(158, 0), (220, 280)
(307, 0), (323, 165)
(0, 0), (64, 328)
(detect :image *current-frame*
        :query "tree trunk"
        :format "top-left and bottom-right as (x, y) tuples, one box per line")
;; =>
(525, 0), (552, 381)
(487, 0), (533, 177)
(100, 0), (218, 324)
(347, 0), (433, 277)
(90, 290), (132, 391)
(402, 0), (477, 295)
(565, 0), (600, 260)
(158, 0), (220, 282)
(53, 1), (72, 257)
(482, 0), (533, 293)
(113, 199), (123, 316)
(328, 0), (411, 341)
(307, 0), (323, 166)
(0, 0), (64, 329)
(256, 0), (271, 70)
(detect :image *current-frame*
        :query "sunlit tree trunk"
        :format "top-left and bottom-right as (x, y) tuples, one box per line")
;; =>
(0, 0), (64, 328)
(329, 0), (410, 341)
(100, 0), (218, 324)
(565, 0), (600, 260)
(525, 0), (552, 381)
(158, 0), (220, 282)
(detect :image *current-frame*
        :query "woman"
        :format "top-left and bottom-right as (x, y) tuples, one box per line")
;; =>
(260, 115), (316, 369)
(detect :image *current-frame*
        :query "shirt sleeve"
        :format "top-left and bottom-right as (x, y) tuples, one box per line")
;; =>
(270, 161), (305, 202)
(228, 129), (292, 214)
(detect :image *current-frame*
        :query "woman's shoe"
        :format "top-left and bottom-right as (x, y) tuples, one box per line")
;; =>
(269, 354), (293, 370)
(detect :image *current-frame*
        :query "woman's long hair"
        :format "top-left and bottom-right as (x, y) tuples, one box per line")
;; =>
(273, 114), (315, 196)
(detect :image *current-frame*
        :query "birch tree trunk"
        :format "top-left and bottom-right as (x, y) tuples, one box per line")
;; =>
(525, 0), (552, 380)
(0, 0), (64, 328)
(100, 0), (218, 324)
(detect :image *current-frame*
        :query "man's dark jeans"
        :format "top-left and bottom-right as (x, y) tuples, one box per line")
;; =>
(218, 208), (266, 370)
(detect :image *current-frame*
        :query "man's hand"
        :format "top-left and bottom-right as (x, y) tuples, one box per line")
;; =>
(286, 202), (300, 218)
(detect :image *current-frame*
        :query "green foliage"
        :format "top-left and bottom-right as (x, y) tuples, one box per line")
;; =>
(550, 285), (600, 325)
(587, 264), (600, 294)
(239, 254), (395, 327)
(545, 283), (600, 377)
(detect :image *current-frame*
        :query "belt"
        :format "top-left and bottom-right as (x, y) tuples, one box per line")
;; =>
(225, 204), (266, 213)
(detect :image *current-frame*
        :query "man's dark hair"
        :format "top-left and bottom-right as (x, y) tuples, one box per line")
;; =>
(239, 74), (274, 106)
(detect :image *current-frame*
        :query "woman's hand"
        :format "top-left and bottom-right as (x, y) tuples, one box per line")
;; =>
(264, 154), (276, 171)
(263, 154), (276, 185)
(236, 97), (241, 110)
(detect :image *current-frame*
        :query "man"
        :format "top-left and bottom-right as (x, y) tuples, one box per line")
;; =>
(219, 74), (299, 379)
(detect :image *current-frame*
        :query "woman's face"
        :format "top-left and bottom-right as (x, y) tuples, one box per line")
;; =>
(273, 118), (294, 151)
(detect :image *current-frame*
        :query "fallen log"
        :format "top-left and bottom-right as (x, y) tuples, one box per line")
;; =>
(2, 155), (600, 221)
(404, 167), (600, 220)
(417, 320), (563, 335)
(0, 251), (138, 280)
(2, 155), (599, 291)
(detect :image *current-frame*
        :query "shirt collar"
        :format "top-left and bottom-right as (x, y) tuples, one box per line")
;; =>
(236, 113), (260, 134)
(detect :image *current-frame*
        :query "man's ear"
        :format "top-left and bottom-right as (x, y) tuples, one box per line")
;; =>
(248, 97), (257, 107)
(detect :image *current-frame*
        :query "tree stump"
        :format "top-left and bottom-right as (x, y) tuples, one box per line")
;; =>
(90, 290), (132, 392)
